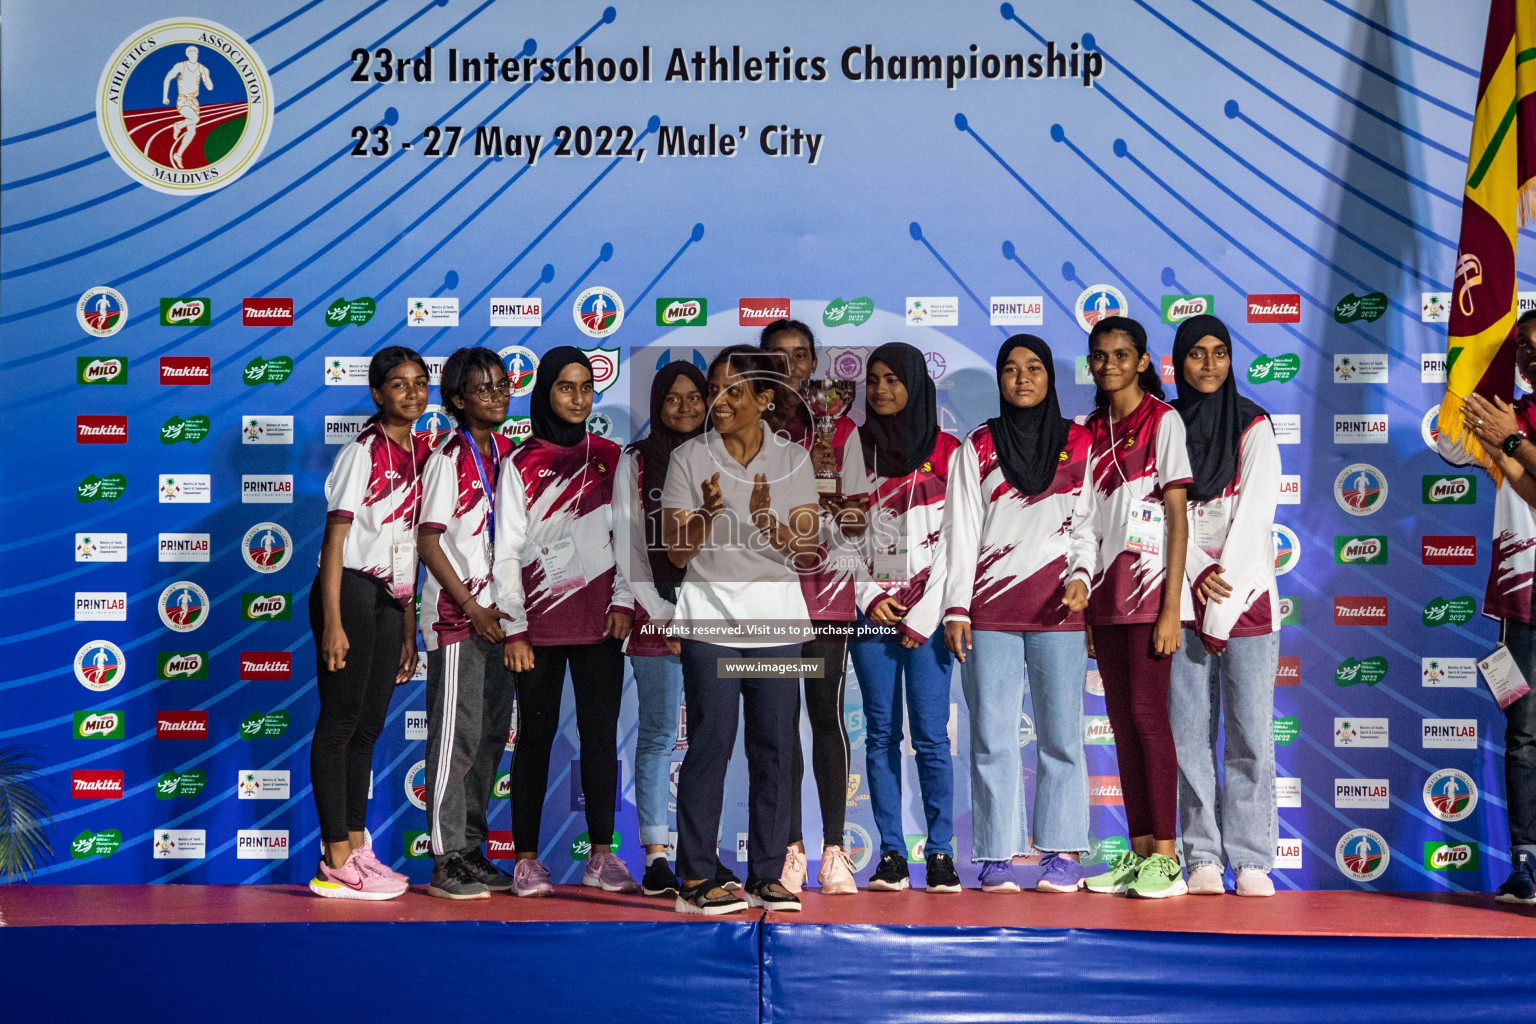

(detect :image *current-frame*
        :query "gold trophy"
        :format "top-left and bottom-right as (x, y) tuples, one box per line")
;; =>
(800, 378), (855, 496)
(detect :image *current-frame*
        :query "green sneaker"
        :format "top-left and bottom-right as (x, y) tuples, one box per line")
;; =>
(1084, 851), (1142, 894)
(1126, 854), (1188, 899)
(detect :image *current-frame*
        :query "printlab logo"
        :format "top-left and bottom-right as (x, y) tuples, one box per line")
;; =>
(78, 357), (128, 384)
(96, 18), (274, 194)
(1333, 414), (1389, 444)
(237, 830), (290, 860)
(989, 296), (1043, 326)
(78, 473), (128, 503)
(1334, 464), (1387, 515)
(159, 298), (210, 326)
(656, 297), (707, 326)
(243, 474), (293, 504)
(1074, 285), (1127, 331)
(1333, 779), (1388, 809)
(1421, 353), (1448, 383)
(573, 287), (624, 337)
(325, 297), (377, 326)
(242, 523), (291, 573)
(490, 298), (542, 326)
(75, 592), (127, 621)
(1247, 353), (1300, 384)
(1335, 829), (1389, 881)
(1423, 768), (1477, 822)
(77, 287), (128, 337)
(75, 641), (125, 691)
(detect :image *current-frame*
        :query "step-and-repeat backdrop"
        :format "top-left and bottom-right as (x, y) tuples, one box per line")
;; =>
(1, 1), (1521, 889)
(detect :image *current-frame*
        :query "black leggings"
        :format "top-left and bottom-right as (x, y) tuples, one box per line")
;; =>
(309, 569), (403, 845)
(510, 639), (625, 854)
(790, 631), (850, 849)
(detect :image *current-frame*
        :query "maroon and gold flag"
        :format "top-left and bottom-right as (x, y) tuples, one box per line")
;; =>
(1440, 0), (1536, 478)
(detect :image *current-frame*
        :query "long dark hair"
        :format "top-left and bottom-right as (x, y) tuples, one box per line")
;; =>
(709, 344), (791, 431)
(439, 347), (505, 425)
(758, 318), (817, 356)
(1088, 316), (1162, 410)
(365, 346), (430, 425)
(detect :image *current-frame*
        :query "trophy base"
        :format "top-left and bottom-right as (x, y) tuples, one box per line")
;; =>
(815, 478), (839, 496)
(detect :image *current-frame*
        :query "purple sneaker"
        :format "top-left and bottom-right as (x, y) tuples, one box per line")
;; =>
(1036, 853), (1087, 893)
(513, 857), (554, 898)
(583, 851), (640, 893)
(977, 860), (1020, 893)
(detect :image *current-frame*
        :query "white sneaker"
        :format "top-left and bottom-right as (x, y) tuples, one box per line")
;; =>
(1187, 863), (1225, 895)
(818, 846), (858, 894)
(1236, 868), (1275, 897)
(781, 845), (808, 893)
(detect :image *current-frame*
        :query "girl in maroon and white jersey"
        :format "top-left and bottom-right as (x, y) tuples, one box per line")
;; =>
(493, 347), (635, 897)
(1066, 316), (1193, 899)
(308, 346), (431, 900)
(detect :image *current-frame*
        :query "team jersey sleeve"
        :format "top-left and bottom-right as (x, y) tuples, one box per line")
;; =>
(605, 455), (634, 618)
(1156, 412), (1194, 490)
(904, 475), (951, 643)
(1065, 467), (1100, 593)
(840, 426), (869, 500)
(492, 461), (530, 644)
(942, 439), (983, 625)
(615, 452), (675, 623)
(1203, 419), (1282, 644)
(324, 436), (372, 519)
(417, 446), (456, 533)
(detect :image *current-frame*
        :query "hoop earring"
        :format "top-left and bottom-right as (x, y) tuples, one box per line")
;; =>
(767, 402), (776, 410)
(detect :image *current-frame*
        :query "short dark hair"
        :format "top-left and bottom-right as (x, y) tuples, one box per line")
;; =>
(440, 347), (505, 425)
(365, 346), (430, 423)
(709, 344), (793, 428)
(1519, 309), (1536, 332)
(758, 318), (816, 356)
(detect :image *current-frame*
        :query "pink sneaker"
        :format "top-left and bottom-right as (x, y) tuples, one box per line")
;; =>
(583, 851), (640, 893)
(781, 845), (808, 893)
(354, 843), (410, 891)
(309, 851), (405, 901)
(513, 857), (555, 897)
(817, 846), (858, 894)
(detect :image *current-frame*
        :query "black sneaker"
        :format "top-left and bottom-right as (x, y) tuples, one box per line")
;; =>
(641, 857), (680, 897)
(461, 848), (516, 891)
(427, 854), (490, 900)
(867, 850), (911, 891)
(745, 878), (802, 912)
(715, 859), (743, 891)
(925, 852), (962, 893)
(676, 880), (748, 916)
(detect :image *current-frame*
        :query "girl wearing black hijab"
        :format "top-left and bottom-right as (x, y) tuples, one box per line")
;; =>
(492, 346), (637, 898)
(1165, 314), (1282, 899)
(614, 360), (713, 897)
(849, 342), (964, 893)
(943, 335), (1097, 895)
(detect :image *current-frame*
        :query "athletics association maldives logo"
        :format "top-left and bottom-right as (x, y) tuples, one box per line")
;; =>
(241, 522), (291, 573)
(1334, 464), (1387, 516)
(1271, 525), (1299, 576)
(1423, 768), (1478, 822)
(74, 640), (125, 691)
(573, 287), (624, 338)
(158, 581), (208, 631)
(499, 346), (539, 397)
(1335, 828), (1389, 882)
(78, 287), (128, 338)
(96, 19), (274, 195)
(1074, 285), (1127, 331)
(405, 761), (428, 810)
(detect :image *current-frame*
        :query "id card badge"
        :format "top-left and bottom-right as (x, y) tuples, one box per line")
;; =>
(1192, 504), (1227, 558)
(539, 536), (588, 596)
(1123, 498), (1165, 556)
(872, 543), (910, 583)
(1479, 644), (1533, 709)
(390, 539), (417, 602)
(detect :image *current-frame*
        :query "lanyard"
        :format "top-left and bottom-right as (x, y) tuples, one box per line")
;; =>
(461, 429), (500, 544)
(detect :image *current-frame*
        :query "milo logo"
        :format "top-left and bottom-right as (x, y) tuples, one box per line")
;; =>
(1273, 716), (1300, 745)
(71, 828), (123, 859)
(243, 593), (291, 621)
(244, 356), (295, 386)
(157, 652), (208, 680)
(1424, 841), (1478, 871)
(498, 416), (533, 445)
(160, 415), (212, 445)
(77, 473), (127, 503)
(656, 297), (707, 326)
(1083, 716), (1115, 745)
(160, 298), (211, 326)
(1422, 596), (1477, 627)
(155, 769), (208, 799)
(239, 710), (291, 739)
(325, 297), (377, 327)
(77, 357), (127, 384)
(822, 296), (875, 328)
(74, 711), (124, 738)
(405, 831), (433, 858)
(1423, 475), (1475, 504)
(1160, 294), (1213, 324)
(1335, 536), (1387, 564)
(493, 770), (512, 798)
(1335, 656), (1388, 687)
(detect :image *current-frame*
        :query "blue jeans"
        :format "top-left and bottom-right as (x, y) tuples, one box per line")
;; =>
(960, 629), (1089, 858)
(1502, 618), (1536, 859)
(1168, 629), (1278, 872)
(849, 620), (955, 856)
(631, 654), (683, 847)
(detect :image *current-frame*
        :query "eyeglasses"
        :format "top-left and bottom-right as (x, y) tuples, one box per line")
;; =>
(471, 381), (514, 399)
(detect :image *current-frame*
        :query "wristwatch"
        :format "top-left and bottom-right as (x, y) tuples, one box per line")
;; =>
(1503, 432), (1526, 456)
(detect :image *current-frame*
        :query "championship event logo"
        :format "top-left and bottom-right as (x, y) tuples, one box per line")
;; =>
(96, 19), (274, 195)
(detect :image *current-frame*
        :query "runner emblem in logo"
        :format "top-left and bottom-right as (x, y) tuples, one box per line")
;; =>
(405, 761), (428, 810)
(1333, 464), (1387, 516)
(77, 287), (128, 337)
(159, 581), (209, 632)
(96, 19), (274, 195)
(499, 346), (539, 397)
(1335, 828), (1389, 882)
(242, 523), (291, 573)
(1423, 768), (1477, 822)
(74, 640), (125, 691)
(1074, 285), (1128, 332)
(573, 287), (624, 338)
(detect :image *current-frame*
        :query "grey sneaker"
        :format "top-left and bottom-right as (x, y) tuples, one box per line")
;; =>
(462, 848), (517, 891)
(1187, 863), (1225, 895)
(1235, 868), (1275, 897)
(427, 855), (490, 900)
(583, 850), (640, 893)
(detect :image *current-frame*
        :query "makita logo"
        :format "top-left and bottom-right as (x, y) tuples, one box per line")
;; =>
(1334, 597), (1388, 625)
(1422, 536), (1476, 565)
(77, 416), (128, 443)
(486, 831), (517, 859)
(240, 653), (292, 680)
(1088, 775), (1124, 805)
(72, 770), (124, 798)
(1276, 656), (1300, 685)
(242, 298), (294, 326)
(160, 357), (211, 384)
(1246, 293), (1301, 323)
(157, 712), (208, 739)
(738, 297), (792, 325)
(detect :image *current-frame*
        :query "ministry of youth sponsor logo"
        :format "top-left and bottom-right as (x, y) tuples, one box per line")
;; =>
(78, 287), (128, 337)
(1421, 657), (1477, 688)
(158, 532), (210, 562)
(76, 533), (128, 563)
(237, 769), (290, 800)
(242, 474), (293, 503)
(75, 641), (125, 691)
(242, 297), (293, 325)
(1423, 769), (1477, 822)
(1422, 718), (1477, 749)
(407, 297), (459, 327)
(1334, 414), (1388, 444)
(1275, 777), (1301, 808)
(324, 357), (371, 385)
(1334, 778), (1389, 809)
(905, 296), (958, 326)
(990, 296), (1043, 326)
(1333, 354), (1388, 384)
(159, 474), (211, 503)
(1421, 292), (1450, 323)
(1335, 829), (1389, 882)
(1334, 717), (1388, 747)
(75, 592), (127, 622)
(490, 298), (542, 326)
(96, 18), (275, 195)
(152, 829), (207, 859)
(237, 829), (290, 859)
(1270, 413), (1301, 444)
(325, 416), (369, 444)
(242, 415), (293, 444)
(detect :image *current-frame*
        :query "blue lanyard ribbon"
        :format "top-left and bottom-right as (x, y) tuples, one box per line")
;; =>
(461, 430), (499, 544)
